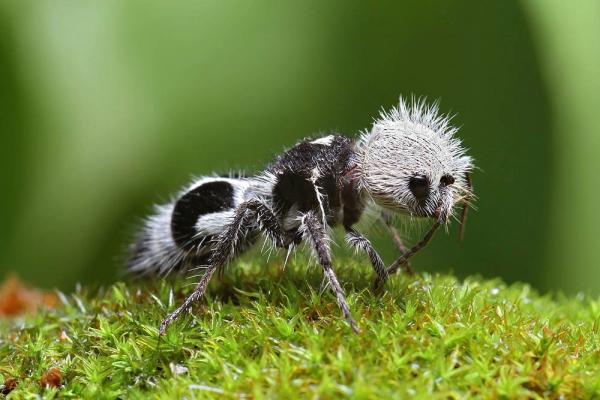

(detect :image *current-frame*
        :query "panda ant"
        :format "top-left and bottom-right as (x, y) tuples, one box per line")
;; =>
(127, 97), (475, 334)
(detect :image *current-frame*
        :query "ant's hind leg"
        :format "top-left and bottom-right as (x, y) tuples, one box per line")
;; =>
(159, 199), (286, 335)
(301, 212), (359, 334)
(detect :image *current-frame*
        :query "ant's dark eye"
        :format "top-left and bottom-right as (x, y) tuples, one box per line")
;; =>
(409, 176), (430, 202)
(440, 174), (455, 187)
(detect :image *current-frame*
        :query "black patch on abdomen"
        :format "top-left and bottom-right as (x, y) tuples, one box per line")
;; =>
(171, 181), (235, 249)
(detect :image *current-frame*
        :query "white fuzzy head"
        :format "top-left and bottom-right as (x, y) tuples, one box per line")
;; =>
(357, 98), (474, 222)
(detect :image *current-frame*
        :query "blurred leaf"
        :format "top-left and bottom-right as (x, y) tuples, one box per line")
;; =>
(523, 0), (600, 292)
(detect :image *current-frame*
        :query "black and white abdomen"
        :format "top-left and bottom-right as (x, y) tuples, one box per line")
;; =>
(127, 177), (254, 276)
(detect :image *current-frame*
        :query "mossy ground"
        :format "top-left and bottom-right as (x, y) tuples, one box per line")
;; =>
(1, 257), (600, 399)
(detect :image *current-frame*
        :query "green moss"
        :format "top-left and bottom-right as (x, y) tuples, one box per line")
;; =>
(1, 258), (600, 399)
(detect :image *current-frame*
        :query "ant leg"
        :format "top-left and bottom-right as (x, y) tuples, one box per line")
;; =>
(385, 221), (441, 279)
(301, 212), (359, 334)
(345, 228), (388, 288)
(159, 200), (286, 335)
(244, 200), (288, 248)
(159, 262), (217, 335)
(382, 211), (414, 275)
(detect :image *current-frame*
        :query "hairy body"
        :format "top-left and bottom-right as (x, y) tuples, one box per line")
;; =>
(128, 98), (474, 334)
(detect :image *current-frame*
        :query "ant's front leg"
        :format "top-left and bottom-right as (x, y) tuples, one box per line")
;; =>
(386, 221), (441, 277)
(381, 211), (414, 275)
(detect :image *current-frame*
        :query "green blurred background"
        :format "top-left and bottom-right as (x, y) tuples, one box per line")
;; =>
(1, 1), (599, 294)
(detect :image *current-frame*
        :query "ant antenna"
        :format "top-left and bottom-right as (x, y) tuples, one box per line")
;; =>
(457, 172), (472, 242)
